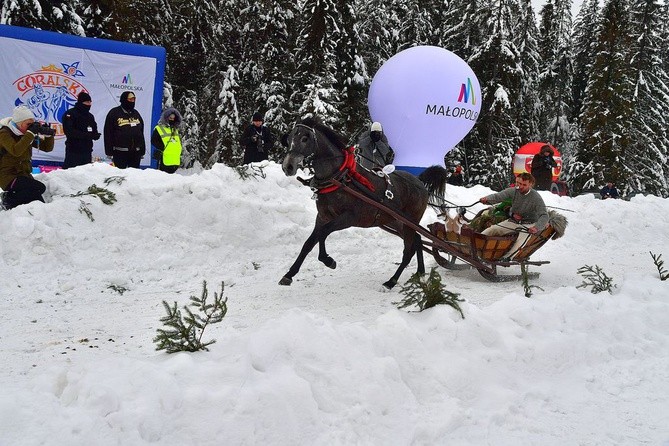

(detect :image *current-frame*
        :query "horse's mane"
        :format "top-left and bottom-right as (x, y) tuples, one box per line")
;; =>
(301, 117), (347, 150)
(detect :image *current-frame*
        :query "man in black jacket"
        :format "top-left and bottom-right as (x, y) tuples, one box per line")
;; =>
(240, 112), (275, 164)
(104, 91), (145, 169)
(62, 91), (100, 169)
(530, 145), (557, 190)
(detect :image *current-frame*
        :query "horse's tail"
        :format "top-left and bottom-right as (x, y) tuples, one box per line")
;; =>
(418, 165), (449, 198)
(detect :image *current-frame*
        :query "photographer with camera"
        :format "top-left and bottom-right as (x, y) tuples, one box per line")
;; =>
(62, 91), (101, 169)
(239, 112), (275, 164)
(0, 105), (54, 209)
(530, 144), (557, 190)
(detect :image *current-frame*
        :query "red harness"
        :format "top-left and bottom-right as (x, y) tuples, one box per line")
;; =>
(319, 146), (375, 194)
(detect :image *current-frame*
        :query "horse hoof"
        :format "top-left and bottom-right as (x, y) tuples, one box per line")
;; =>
(320, 256), (337, 269)
(279, 276), (293, 286)
(382, 280), (396, 290)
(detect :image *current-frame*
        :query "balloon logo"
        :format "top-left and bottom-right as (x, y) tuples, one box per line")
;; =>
(513, 142), (562, 181)
(368, 46), (481, 169)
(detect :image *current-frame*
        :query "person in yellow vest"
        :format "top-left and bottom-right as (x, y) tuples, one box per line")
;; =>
(151, 107), (182, 173)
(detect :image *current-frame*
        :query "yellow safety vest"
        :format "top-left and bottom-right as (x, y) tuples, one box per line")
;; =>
(154, 125), (182, 166)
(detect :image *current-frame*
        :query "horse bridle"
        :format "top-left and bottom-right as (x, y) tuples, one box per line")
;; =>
(288, 123), (346, 178)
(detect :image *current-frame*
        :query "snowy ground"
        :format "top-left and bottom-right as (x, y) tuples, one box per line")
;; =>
(1, 161), (668, 445)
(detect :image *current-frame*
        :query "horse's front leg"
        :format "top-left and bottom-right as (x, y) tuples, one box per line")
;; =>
(279, 213), (355, 286)
(279, 223), (323, 286)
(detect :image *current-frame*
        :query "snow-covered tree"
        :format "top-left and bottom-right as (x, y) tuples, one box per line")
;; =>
(569, 0), (634, 193)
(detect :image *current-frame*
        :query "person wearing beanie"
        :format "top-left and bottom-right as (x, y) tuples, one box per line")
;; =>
(447, 164), (464, 186)
(239, 111), (275, 164)
(62, 91), (101, 169)
(151, 107), (183, 174)
(0, 105), (54, 209)
(355, 121), (394, 170)
(530, 144), (557, 191)
(103, 91), (146, 169)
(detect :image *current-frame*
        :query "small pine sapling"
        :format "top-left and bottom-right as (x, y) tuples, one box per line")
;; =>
(577, 265), (616, 294)
(521, 263), (544, 298)
(394, 267), (465, 318)
(234, 164), (267, 180)
(104, 176), (126, 186)
(649, 252), (669, 281)
(154, 281), (228, 353)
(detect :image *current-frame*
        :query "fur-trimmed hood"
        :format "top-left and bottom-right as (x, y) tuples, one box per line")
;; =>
(158, 107), (182, 128)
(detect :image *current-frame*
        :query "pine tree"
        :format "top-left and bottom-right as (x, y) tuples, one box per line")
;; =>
(292, 0), (342, 126)
(570, 0), (600, 122)
(466, 0), (524, 189)
(571, 0), (634, 193)
(513, 0), (542, 142)
(623, 0), (669, 196)
(537, 0), (574, 151)
(440, 0), (484, 62)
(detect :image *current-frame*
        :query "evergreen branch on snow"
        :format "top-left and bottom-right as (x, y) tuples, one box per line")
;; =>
(104, 176), (126, 186)
(394, 268), (464, 318)
(69, 184), (117, 205)
(577, 265), (616, 294)
(78, 200), (94, 221)
(521, 263), (544, 297)
(649, 252), (669, 281)
(234, 164), (267, 180)
(154, 281), (228, 353)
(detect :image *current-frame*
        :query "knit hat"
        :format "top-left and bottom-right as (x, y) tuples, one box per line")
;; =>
(12, 105), (35, 123)
(77, 91), (92, 103)
(370, 122), (383, 132)
(252, 112), (264, 122)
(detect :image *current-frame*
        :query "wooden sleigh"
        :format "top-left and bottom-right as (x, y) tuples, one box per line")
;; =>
(424, 219), (558, 282)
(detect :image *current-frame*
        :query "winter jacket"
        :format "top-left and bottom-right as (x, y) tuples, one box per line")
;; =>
(483, 187), (549, 231)
(356, 131), (394, 169)
(600, 185), (619, 199)
(447, 172), (464, 186)
(240, 124), (274, 164)
(103, 105), (145, 156)
(0, 118), (54, 190)
(63, 102), (99, 153)
(151, 108), (183, 167)
(531, 153), (557, 190)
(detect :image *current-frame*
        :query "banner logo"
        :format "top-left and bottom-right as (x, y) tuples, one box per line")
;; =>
(457, 78), (476, 105)
(11, 62), (89, 138)
(110, 73), (144, 92)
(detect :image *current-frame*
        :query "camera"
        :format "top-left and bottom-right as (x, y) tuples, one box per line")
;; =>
(28, 122), (56, 136)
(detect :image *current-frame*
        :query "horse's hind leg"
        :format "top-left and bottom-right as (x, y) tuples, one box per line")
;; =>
(383, 229), (421, 289)
(414, 233), (425, 274)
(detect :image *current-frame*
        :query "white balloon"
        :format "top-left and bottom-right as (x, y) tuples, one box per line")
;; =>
(368, 46), (481, 168)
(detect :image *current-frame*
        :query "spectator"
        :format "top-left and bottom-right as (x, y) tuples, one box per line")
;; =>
(531, 144), (557, 190)
(104, 92), (145, 169)
(447, 165), (464, 186)
(600, 181), (619, 199)
(479, 172), (549, 260)
(356, 121), (394, 170)
(151, 107), (183, 174)
(240, 112), (275, 164)
(0, 106), (55, 209)
(62, 91), (100, 169)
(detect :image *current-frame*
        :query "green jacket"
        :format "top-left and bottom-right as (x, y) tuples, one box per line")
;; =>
(0, 121), (54, 190)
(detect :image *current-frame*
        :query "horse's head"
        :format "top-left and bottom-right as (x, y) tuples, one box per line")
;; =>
(282, 118), (348, 178)
(282, 121), (317, 177)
